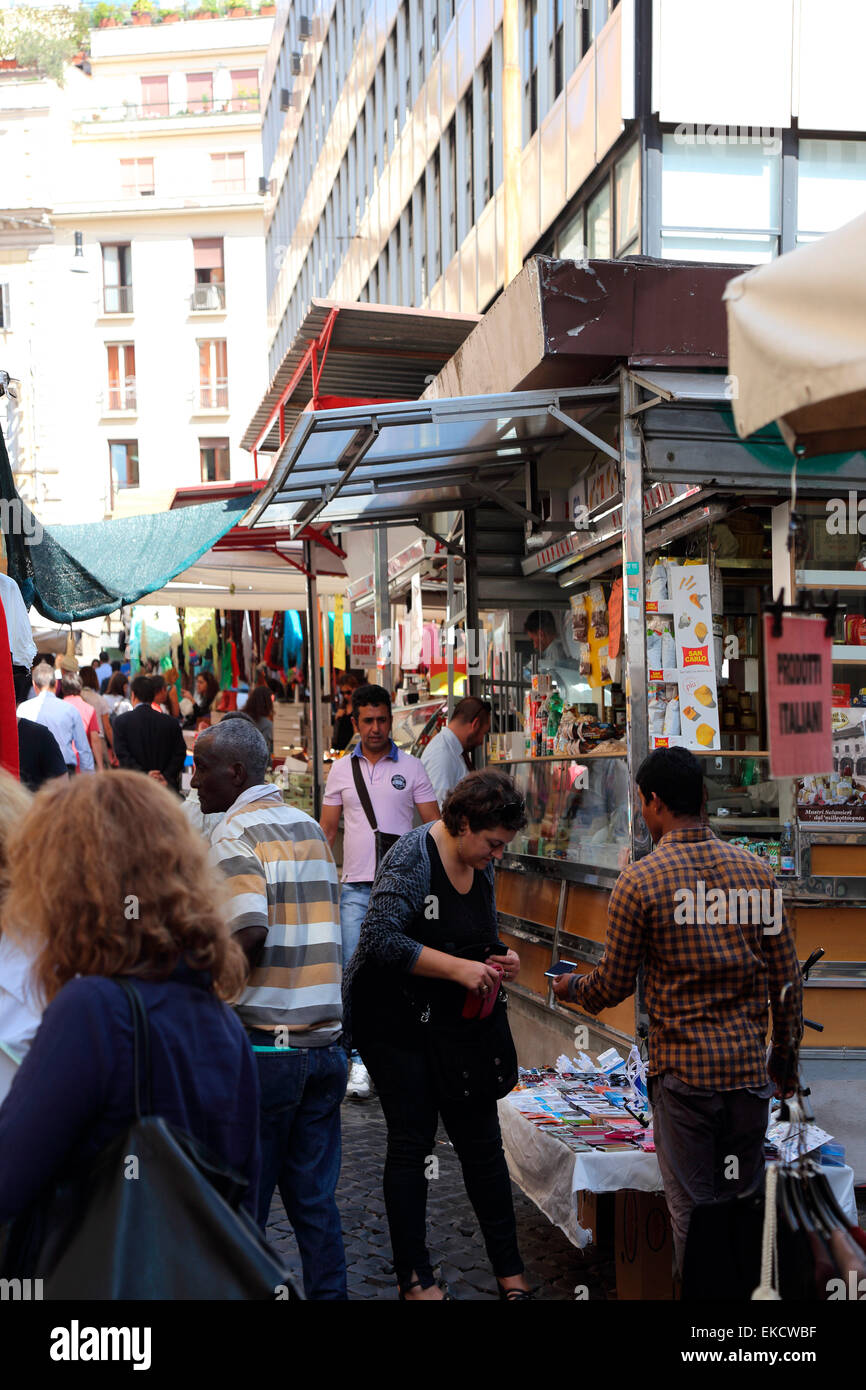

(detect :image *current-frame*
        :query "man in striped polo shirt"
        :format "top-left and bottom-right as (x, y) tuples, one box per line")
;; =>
(193, 718), (346, 1301)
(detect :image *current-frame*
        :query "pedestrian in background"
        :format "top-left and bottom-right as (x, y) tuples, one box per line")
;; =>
(79, 665), (117, 768)
(194, 718), (347, 1300)
(0, 772), (260, 1225)
(113, 675), (187, 791)
(320, 683), (439, 1100)
(553, 747), (803, 1270)
(17, 663), (94, 775)
(343, 770), (532, 1301)
(421, 696), (492, 806)
(244, 684), (274, 756)
(58, 668), (103, 771)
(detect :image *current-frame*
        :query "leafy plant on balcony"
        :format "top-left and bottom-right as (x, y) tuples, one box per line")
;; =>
(92, 2), (118, 24)
(131, 0), (155, 12)
(0, 5), (90, 84)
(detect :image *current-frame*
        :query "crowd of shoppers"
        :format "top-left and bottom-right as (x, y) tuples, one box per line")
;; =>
(0, 631), (806, 1300)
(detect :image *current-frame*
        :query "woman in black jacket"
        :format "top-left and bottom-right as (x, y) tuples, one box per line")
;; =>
(344, 769), (533, 1301)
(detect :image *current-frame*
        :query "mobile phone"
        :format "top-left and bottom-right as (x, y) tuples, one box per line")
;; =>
(544, 960), (578, 978)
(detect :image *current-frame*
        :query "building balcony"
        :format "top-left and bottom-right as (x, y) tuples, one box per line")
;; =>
(198, 381), (229, 409)
(107, 379), (137, 412)
(104, 286), (134, 314)
(191, 283), (227, 311)
(73, 98), (260, 127)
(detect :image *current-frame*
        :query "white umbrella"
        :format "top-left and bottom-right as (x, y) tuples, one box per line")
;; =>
(724, 211), (866, 457)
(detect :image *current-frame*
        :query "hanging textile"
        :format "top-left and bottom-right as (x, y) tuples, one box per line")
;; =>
(230, 638), (240, 688)
(333, 594), (346, 671)
(0, 596), (19, 779)
(219, 638), (232, 690)
(241, 611), (253, 684)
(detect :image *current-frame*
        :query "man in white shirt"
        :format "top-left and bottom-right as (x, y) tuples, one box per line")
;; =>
(17, 662), (95, 773)
(420, 696), (491, 808)
(0, 571), (37, 704)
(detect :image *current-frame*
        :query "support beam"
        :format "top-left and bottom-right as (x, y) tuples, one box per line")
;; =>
(373, 525), (391, 695)
(304, 536), (325, 820)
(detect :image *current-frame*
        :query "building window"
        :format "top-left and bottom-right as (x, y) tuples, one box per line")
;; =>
(462, 91), (474, 232)
(200, 437), (230, 482)
(480, 53), (494, 207)
(548, 0), (564, 100)
(109, 440), (139, 494)
(186, 72), (214, 114)
(446, 119), (457, 261)
(614, 142), (640, 255)
(192, 239), (226, 309)
(522, 0), (538, 140)
(102, 244), (133, 314)
(797, 138), (866, 243)
(0, 284), (10, 330)
(431, 149), (441, 282)
(586, 180), (611, 257)
(557, 204), (585, 259)
(141, 75), (168, 118)
(661, 135), (781, 264)
(230, 68), (259, 112)
(106, 344), (136, 411)
(210, 152), (246, 193)
(120, 158), (155, 197)
(198, 340), (228, 408)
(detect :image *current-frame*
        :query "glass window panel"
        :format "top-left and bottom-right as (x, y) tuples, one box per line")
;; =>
(614, 141), (639, 255)
(557, 205), (585, 259)
(586, 180), (611, 257)
(797, 138), (866, 239)
(661, 134), (781, 237)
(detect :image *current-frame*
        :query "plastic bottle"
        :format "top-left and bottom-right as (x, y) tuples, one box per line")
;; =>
(779, 821), (795, 876)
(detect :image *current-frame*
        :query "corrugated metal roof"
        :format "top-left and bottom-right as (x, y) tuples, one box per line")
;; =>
(242, 299), (480, 454)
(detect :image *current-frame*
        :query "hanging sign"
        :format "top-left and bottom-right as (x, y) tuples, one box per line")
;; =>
(764, 613), (833, 779)
(350, 608), (376, 666)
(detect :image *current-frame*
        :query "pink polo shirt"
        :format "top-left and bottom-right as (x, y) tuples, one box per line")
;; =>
(323, 742), (438, 882)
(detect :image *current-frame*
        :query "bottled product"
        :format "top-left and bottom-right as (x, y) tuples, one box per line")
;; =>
(779, 821), (796, 876)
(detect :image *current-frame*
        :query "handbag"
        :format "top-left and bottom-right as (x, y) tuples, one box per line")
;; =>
(351, 755), (400, 870)
(0, 980), (301, 1300)
(422, 941), (518, 1103)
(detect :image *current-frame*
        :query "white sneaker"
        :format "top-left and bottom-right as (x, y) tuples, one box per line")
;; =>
(346, 1060), (371, 1099)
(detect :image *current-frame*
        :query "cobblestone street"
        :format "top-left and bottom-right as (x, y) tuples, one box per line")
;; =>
(265, 1095), (615, 1300)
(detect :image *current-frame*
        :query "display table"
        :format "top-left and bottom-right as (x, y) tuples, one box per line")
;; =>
(498, 1098), (859, 1250)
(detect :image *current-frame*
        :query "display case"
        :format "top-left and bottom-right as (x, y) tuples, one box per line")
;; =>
(498, 755), (630, 876)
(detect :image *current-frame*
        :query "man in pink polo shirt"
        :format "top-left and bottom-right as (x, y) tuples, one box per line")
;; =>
(320, 683), (439, 1098)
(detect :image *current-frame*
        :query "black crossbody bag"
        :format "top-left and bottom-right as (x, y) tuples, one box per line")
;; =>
(351, 756), (400, 871)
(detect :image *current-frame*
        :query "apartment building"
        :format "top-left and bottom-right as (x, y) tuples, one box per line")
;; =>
(259, 0), (866, 384)
(0, 11), (273, 525)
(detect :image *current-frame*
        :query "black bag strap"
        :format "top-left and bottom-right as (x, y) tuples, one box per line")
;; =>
(116, 978), (153, 1120)
(350, 755), (380, 833)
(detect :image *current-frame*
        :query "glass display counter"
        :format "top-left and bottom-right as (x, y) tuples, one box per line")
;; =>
(496, 754), (630, 875)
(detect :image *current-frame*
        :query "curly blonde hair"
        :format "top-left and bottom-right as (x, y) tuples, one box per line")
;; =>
(3, 771), (246, 1004)
(0, 769), (33, 912)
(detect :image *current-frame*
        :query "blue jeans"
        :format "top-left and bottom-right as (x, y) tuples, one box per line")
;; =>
(252, 1036), (348, 1300)
(340, 882), (372, 1064)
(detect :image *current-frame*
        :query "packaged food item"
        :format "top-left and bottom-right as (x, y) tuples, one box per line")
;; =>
(646, 622), (663, 669)
(647, 558), (668, 601)
(589, 584), (608, 639)
(663, 696), (681, 735)
(696, 722), (715, 747)
(694, 684), (716, 708)
(648, 688), (666, 735)
(833, 684), (851, 707)
(598, 645), (611, 683)
(682, 704), (699, 721)
(570, 593), (589, 644)
(579, 644), (592, 677)
(661, 625), (676, 669)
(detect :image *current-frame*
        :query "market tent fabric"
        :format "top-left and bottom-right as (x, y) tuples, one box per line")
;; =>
(725, 211), (866, 457)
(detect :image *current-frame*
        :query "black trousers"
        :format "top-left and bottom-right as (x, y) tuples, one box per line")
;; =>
(361, 1039), (524, 1291)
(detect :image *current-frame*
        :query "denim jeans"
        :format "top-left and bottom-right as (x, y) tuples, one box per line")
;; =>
(251, 1034), (348, 1300)
(340, 882), (372, 1064)
(361, 1039), (524, 1292)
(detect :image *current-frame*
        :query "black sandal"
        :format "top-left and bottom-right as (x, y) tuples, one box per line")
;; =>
(398, 1279), (451, 1301)
(497, 1282), (536, 1300)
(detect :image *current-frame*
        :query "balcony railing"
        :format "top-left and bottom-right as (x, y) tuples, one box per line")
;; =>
(191, 283), (226, 311)
(107, 378), (137, 411)
(199, 380), (229, 409)
(77, 97), (260, 125)
(104, 286), (134, 314)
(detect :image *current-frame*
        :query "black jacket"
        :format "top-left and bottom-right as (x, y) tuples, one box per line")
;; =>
(113, 704), (187, 788)
(17, 715), (68, 789)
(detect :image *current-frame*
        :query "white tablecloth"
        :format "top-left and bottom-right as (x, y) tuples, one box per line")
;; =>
(497, 1099), (858, 1248)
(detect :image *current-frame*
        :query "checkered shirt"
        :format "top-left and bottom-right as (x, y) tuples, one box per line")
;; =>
(568, 826), (803, 1088)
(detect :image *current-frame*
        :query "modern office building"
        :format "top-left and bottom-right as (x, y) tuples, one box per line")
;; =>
(0, 10), (273, 525)
(258, 0), (866, 387)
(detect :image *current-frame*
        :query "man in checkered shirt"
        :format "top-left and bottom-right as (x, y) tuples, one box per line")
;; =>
(554, 747), (803, 1267)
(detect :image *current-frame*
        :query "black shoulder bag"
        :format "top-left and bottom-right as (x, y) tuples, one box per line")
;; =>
(0, 980), (302, 1300)
(351, 756), (400, 871)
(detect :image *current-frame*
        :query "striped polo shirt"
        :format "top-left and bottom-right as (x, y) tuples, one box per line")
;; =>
(210, 784), (342, 1044)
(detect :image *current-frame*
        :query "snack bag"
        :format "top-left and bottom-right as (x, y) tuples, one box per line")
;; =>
(663, 696), (681, 736)
(589, 584), (608, 639)
(661, 624), (676, 669)
(598, 645), (611, 683)
(579, 644), (592, 677)
(648, 687), (666, 734)
(646, 623), (663, 669)
(647, 558), (668, 601)
(570, 593), (589, 644)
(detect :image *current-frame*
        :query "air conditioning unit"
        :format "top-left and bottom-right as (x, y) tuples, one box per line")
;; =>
(299, 15), (312, 38)
(291, 51), (302, 75)
(258, 175), (268, 195)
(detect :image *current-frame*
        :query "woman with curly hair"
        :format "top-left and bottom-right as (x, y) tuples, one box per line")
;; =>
(0, 771), (261, 1223)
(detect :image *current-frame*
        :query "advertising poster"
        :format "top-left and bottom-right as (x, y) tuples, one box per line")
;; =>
(764, 613), (832, 780)
(647, 563), (719, 752)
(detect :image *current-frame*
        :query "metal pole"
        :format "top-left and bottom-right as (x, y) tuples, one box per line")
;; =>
(373, 524), (391, 696)
(502, 0), (523, 286)
(446, 551), (456, 718)
(304, 537), (325, 820)
(620, 368), (649, 860)
(464, 508), (480, 701)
